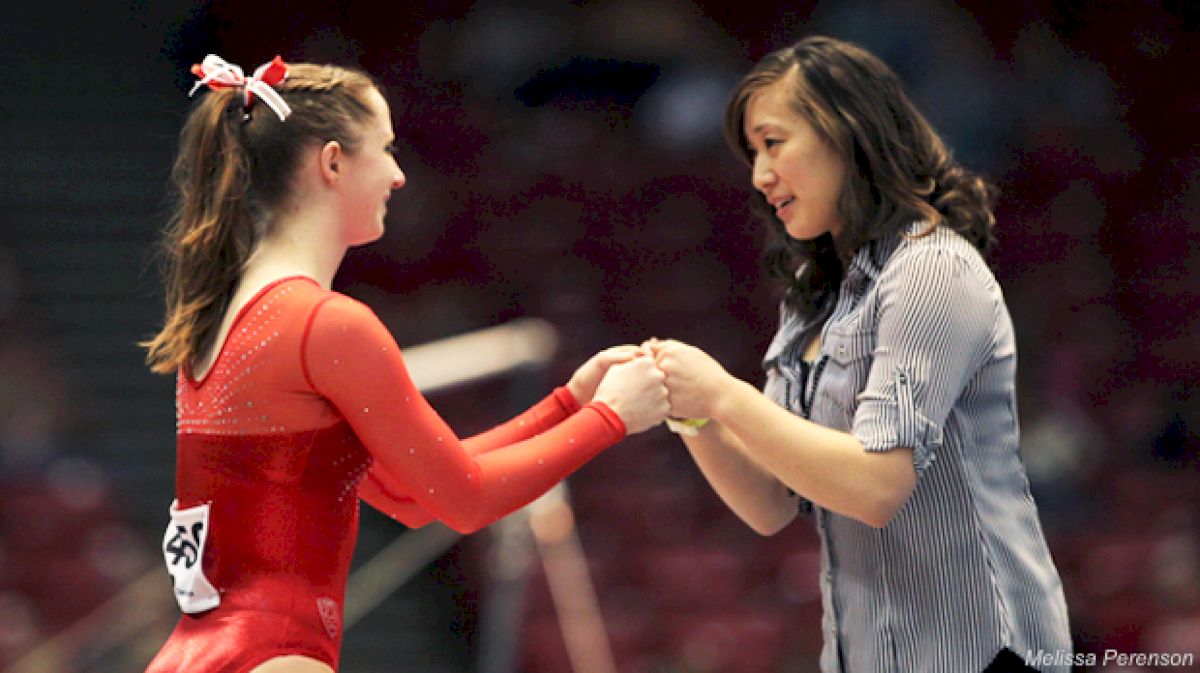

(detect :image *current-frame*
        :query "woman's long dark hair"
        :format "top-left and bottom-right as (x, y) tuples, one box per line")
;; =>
(723, 36), (996, 318)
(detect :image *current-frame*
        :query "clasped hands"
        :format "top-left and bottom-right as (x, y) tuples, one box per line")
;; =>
(566, 339), (733, 435)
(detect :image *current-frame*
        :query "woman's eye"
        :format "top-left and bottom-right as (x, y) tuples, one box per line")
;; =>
(763, 138), (782, 149)
(385, 144), (397, 154)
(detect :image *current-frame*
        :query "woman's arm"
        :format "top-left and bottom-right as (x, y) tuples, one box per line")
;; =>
(659, 246), (996, 529)
(707, 377), (915, 528)
(678, 421), (800, 535)
(659, 340), (913, 528)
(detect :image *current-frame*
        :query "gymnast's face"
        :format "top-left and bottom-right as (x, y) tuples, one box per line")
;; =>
(337, 88), (406, 246)
(743, 78), (845, 242)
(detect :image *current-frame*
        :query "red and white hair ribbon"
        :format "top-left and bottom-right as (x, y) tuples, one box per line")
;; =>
(189, 54), (292, 122)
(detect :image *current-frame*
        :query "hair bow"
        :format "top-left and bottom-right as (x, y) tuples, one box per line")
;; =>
(189, 54), (292, 122)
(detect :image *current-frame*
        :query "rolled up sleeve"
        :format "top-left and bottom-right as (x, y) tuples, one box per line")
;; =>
(852, 247), (995, 476)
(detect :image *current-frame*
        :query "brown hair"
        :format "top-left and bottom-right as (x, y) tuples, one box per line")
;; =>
(723, 36), (997, 318)
(142, 62), (378, 374)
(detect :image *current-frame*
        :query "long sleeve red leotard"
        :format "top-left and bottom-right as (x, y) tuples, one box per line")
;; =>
(359, 383), (589, 528)
(146, 276), (624, 673)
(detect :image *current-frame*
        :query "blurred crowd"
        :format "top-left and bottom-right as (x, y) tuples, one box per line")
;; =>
(2, 0), (1197, 671)
(0, 247), (148, 669)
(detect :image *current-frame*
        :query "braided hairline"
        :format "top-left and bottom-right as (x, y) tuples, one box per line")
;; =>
(275, 63), (376, 96)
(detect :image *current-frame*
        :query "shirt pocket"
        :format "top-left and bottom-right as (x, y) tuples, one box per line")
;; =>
(814, 322), (875, 428)
(762, 367), (788, 410)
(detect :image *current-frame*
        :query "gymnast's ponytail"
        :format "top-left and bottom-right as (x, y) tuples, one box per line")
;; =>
(142, 60), (378, 374)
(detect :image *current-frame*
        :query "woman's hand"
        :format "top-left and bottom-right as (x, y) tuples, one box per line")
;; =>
(592, 355), (670, 434)
(650, 339), (736, 420)
(567, 345), (643, 405)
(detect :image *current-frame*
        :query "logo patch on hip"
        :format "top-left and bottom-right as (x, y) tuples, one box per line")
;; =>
(316, 596), (341, 640)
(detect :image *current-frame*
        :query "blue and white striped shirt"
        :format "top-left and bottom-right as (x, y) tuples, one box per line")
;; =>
(763, 223), (1072, 673)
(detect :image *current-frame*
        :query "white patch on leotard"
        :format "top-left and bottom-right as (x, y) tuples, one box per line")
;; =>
(161, 500), (220, 613)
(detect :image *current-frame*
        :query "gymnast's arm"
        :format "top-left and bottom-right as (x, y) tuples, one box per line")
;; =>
(459, 344), (642, 456)
(302, 295), (626, 534)
(459, 386), (583, 456)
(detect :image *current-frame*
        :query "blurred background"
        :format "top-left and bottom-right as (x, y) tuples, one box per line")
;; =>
(0, 0), (1197, 671)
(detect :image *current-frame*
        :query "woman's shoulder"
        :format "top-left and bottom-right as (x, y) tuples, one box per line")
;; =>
(858, 222), (1004, 305)
(898, 221), (982, 254)
(887, 222), (997, 284)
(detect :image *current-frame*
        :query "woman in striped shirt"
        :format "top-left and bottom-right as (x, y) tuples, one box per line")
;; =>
(650, 36), (1072, 672)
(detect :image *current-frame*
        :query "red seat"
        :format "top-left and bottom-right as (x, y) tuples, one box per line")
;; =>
(519, 605), (663, 673)
(637, 544), (747, 608)
(664, 608), (789, 673)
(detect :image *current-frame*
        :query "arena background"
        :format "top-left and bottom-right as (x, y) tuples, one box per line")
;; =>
(0, 1), (1197, 671)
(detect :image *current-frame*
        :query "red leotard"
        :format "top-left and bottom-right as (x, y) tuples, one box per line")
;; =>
(146, 276), (624, 673)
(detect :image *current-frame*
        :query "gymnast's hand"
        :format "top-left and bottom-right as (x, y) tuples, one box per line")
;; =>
(592, 355), (670, 434)
(567, 345), (643, 405)
(649, 339), (735, 421)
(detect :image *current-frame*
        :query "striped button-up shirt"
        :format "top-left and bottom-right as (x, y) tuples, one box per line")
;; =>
(762, 223), (1072, 673)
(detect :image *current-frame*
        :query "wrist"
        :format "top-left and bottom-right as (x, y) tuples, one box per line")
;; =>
(566, 377), (586, 405)
(709, 376), (750, 425)
(584, 399), (627, 437)
(554, 385), (583, 414)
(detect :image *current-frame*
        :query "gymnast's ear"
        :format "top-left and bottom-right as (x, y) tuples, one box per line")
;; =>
(318, 140), (343, 185)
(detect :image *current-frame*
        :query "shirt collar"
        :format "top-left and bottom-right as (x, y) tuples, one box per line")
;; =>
(844, 220), (927, 284)
(762, 221), (928, 369)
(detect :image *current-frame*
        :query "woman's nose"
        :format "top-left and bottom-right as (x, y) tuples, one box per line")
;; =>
(751, 157), (776, 192)
(392, 168), (406, 190)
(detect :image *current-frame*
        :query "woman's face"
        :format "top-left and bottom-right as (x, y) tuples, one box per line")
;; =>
(742, 79), (845, 241)
(338, 87), (406, 246)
